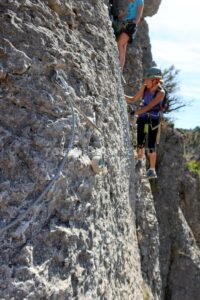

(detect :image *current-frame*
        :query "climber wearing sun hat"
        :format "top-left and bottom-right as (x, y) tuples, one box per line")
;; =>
(125, 66), (165, 179)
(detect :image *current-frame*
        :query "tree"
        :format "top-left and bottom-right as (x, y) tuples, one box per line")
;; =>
(162, 65), (186, 113)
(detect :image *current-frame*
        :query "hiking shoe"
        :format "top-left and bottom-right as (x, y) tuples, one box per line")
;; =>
(146, 169), (157, 179)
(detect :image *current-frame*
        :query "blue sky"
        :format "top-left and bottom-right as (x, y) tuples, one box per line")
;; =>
(147, 0), (200, 129)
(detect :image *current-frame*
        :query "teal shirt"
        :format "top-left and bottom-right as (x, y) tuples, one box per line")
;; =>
(123, 0), (144, 22)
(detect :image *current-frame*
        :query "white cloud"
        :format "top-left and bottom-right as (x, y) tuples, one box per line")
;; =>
(180, 86), (200, 99)
(147, 0), (200, 30)
(151, 40), (199, 63)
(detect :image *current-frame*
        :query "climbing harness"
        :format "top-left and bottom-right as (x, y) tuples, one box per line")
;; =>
(138, 115), (162, 152)
(156, 121), (162, 145)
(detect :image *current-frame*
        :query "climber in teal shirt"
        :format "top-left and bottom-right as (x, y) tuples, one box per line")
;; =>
(116, 0), (144, 70)
(123, 0), (144, 22)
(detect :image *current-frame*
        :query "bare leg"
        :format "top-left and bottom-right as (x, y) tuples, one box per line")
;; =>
(149, 152), (157, 169)
(137, 147), (145, 160)
(117, 32), (130, 70)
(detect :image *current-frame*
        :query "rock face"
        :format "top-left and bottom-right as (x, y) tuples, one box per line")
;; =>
(180, 171), (200, 247)
(0, 0), (144, 299)
(179, 128), (200, 247)
(132, 124), (200, 300)
(152, 124), (200, 300)
(143, 0), (162, 17)
(1, 0), (200, 300)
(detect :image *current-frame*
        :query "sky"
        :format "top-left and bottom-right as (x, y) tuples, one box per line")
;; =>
(146, 0), (200, 129)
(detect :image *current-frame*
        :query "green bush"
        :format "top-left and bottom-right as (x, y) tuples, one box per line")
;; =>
(187, 160), (200, 177)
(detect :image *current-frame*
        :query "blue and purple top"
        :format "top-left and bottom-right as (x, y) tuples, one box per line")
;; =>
(139, 88), (164, 119)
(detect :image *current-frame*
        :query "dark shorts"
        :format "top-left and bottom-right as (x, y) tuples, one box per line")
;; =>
(119, 22), (137, 43)
(113, 20), (137, 43)
(137, 117), (160, 151)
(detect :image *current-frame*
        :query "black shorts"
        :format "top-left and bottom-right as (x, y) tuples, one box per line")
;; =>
(137, 117), (160, 151)
(113, 20), (137, 43)
(119, 22), (137, 43)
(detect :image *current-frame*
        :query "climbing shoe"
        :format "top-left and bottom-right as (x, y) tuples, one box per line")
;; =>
(146, 169), (157, 179)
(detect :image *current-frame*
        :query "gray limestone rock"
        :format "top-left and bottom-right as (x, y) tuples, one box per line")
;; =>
(1, 0), (200, 299)
(152, 125), (200, 300)
(0, 0), (144, 299)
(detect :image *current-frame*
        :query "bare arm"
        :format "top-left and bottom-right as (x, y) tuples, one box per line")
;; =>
(125, 84), (146, 104)
(135, 90), (165, 115)
(134, 5), (144, 25)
